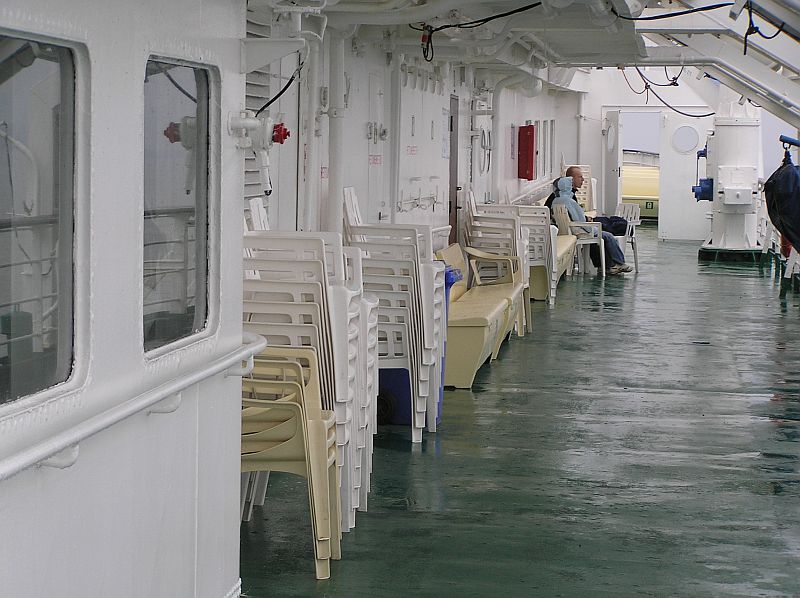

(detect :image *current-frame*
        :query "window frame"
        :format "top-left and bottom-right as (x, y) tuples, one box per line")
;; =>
(142, 56), (220, 361)
(0, 28), (84, 415)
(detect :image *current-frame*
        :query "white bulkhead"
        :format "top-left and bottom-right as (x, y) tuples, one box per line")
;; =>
(0, 0), (798, 596)
(0, 1), (254, 596)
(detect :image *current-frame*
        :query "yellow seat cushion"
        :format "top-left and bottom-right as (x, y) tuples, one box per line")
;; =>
(464, 282), (523, 303)
(447, 297), (507, 327)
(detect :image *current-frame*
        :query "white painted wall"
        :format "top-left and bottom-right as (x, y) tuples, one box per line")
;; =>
(621, 111), (660, 154)
(580, 68), (712, 219)
(0, 2), (247, 597)
(659, 111), (715, 240)
(489, 85), (577, 204)
(307, 33), (582, 233)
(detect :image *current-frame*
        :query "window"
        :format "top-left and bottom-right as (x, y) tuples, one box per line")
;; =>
(143, 60), (209, 351)
(0, 35), (75, 405)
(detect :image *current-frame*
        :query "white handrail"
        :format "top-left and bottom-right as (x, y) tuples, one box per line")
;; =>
(0, 332), (267, 483)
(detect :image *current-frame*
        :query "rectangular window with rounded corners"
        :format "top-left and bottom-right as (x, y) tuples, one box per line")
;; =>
(143, 59), (209, 351)
(0, 35), (75, 405)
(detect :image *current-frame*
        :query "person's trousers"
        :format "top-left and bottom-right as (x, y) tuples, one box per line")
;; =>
(589, 231), (626, 269)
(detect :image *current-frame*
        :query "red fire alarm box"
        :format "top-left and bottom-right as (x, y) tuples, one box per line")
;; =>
(518, 124), (536, 180)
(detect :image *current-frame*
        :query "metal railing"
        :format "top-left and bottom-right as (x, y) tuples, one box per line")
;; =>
(0, 332), (267, 483)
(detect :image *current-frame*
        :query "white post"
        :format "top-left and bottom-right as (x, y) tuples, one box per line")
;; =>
(325, 31), (345, 233)
(490, 73), (524, 203)
(300, 39), (321, 231)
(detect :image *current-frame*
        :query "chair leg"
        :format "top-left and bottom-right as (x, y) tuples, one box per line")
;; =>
(253, 471), (270, 507)
(314, 557), (331, 580)
(524, 287), (533, 333)
(240, 472), (251, 522)
(631, 238), (639, 272)
(599, 238), (605, 276)
(328, 456), (342, 560)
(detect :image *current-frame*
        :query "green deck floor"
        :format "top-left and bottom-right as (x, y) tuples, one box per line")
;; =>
(240, 227), (800, 597)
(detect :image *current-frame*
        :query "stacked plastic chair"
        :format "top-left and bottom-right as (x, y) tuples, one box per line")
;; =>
(242, 230), (377, 534)
(240, 348), (340, 579)
(464, 192), (533, 332)
(468, 195), (567, 306)
(343, 188), (448, 442)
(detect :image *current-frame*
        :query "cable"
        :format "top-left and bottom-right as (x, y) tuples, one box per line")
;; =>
(164, 71), (197, 103)
(410, 2), (543, 63)
(255, 61), (304, 116)
(743, 0), (785, 55)
(636, 66), (680, 87)
(610, 2), (733, 21)
(664, 65), (685, 83)
(621, 69), (648, 95)
(648, 85), (716, 118)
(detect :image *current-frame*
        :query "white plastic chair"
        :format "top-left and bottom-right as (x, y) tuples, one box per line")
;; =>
(552, 203), (605, 276)
(614, 202), (641, 272)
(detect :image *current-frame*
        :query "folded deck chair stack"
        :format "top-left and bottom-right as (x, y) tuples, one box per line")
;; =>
(343, 187), (448, 442)
(242, 230), (377, 532)
(464, 192), (533, 330)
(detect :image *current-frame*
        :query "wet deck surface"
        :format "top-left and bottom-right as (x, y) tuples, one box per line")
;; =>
(240, 227), (800, 597)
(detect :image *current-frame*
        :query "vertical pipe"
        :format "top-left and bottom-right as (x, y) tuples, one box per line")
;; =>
(490, 73), (523, 203)
(389, 54), (403, 223)
(300, 39), (321, 231)
(325, 31), (345, 232)
(576, 92), (585, 164)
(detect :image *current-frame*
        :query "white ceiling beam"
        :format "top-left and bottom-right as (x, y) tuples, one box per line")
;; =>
(551, 42), (800, 128)
(729, 0), (800, 43)
(666, 0), (799, 76)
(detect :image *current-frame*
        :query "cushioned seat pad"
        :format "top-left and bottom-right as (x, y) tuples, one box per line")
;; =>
(447, 297), (507, 327)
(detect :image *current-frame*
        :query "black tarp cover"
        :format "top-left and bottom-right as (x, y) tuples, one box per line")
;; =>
(764, 153), (800, 253)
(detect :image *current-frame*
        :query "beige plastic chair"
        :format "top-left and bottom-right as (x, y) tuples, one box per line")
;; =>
(241, 373), (340, 580)
(552, 203), (604, 276)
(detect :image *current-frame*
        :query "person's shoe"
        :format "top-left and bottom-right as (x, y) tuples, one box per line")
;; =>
(610, 264), (633, 274)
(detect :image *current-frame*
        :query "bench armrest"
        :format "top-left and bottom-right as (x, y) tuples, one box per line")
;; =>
(570, 221), (602, 236)
(464, 247), (521, 286)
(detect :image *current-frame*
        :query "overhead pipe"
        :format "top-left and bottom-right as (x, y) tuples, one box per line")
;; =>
(555, 47), (799, 113)
(326, 0), (490, 26)
(447, 18), (516, 46)
(327, 0), (416, 12)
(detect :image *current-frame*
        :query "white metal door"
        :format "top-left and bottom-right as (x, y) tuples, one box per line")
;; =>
(658, 112), (713, 240)
(602, 110), (623, 215)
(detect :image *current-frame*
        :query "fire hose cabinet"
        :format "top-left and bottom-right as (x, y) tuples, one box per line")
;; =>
(518, 124), (536, 180)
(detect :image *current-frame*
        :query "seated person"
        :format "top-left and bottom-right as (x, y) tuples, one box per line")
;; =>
(546, 166), (628, 235)
(551, 171), (633, 275)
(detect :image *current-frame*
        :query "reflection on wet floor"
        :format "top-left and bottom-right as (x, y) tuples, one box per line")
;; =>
(240, 226), (800, 597)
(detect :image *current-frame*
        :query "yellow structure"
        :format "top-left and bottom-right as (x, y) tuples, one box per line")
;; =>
(436, 244), (525, 389)
(622, 165), (660, 219)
